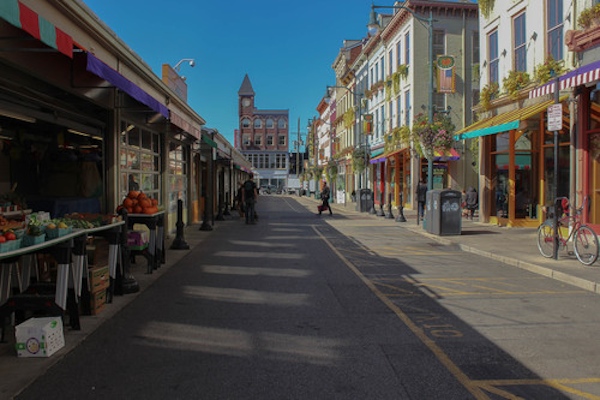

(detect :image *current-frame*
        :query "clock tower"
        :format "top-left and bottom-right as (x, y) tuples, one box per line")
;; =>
(238, 74), (255, 114)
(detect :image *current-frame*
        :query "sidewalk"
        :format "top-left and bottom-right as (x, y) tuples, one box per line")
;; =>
(307, 195), (600, 295)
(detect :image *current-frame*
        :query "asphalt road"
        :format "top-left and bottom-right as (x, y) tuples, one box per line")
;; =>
(16, 196), (600, 399)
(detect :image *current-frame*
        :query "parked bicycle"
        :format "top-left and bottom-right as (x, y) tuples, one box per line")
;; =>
(537, 196), (599, 266)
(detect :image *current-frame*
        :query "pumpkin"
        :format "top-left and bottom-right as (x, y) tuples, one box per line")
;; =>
(133, 205), (143, 214)
(151, 198), (158, 206)
(139, 198), (152, 209)
(128, 190), (140, 199)
(143, 206), (158, 214)
(123, 197), (133, 208)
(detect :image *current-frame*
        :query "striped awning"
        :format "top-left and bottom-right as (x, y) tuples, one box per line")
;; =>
(455, 96), (568, 141)
(433, 148), (460, 161)
(0, 0), (73, 58)
(529, 59), (600, 99)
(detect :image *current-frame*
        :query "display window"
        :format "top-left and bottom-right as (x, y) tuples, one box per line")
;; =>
(119, 120), (160, 202)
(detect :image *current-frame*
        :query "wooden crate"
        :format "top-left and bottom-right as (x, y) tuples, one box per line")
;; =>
(90, 289), (107, 315)
(89, 265), (110, 294)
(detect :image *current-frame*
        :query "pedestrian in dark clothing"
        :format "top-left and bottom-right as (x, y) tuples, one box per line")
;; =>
(465, 186), (478, 220)
(241, 174), (258, 224)
(235, 182), (245, 218)
(416, 179), (428, 220)
(319, 181), (332, 215)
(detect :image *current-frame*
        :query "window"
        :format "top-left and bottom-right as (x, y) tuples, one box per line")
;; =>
(547, 0), (563, 61)
(396, 41), (402, 68)
(473, 31), (480, 70)
(396, 95), (402, 126)
(254, 135), (262, 145)
(242, 118), (250, 128)
(267, 135), (274, 145)
(388, 49), (394, 75)
(243, 135), (250, 146)
(277, 119), (286, 129)
(514, 12), (526, 72)
(119, 120), (160, 201)
(266, 118), (274, 128)
(404, 90), (411, 126)
(488, 30), (499, 84)
(433, 93), (445, 112)
(405, 33), (410, 67)
(433, 30), (445, 59)
(254, 119), (262, 128)
(278, 135), (286, 146)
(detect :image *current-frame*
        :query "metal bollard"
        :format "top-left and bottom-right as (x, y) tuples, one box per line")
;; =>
(171, 199), (190, 249)
(395, 192), (406, 222)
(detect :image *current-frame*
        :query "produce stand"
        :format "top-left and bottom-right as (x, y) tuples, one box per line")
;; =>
(126, 211), (165, 274)
(0, 219), (126, 342)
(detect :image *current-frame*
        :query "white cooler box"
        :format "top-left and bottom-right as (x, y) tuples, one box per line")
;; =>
(15, 316), (65, 358)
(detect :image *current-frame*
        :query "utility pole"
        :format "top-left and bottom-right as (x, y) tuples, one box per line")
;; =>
(297, 117), (301, 177)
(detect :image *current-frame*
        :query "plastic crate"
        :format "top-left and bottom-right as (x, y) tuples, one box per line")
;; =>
(46, 226), (73, 239)
(22, 234), (46, 247)
(0, 238), (21, 253)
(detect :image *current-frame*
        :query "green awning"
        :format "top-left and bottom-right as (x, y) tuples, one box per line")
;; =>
(455, 96), (567, 141)
(201, 134), (217, 148)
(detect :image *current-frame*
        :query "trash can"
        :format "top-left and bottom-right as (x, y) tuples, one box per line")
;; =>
(426, 189), (462, 236)
(357, 189), (373, 212)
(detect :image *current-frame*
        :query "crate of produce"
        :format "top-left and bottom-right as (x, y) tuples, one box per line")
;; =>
(90, 289), (107, 315)
(22, 233), (46, 247)
(15, 316), (65, 357)
(0, 237), (21, 253)
(46, 226), (73, 239)
(89, 265), (110, 293)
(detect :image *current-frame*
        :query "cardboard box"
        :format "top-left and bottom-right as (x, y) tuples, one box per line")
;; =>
(15, 316), (65, 358)
(90, 289), (107, 315)
(89, 265), (110, 293)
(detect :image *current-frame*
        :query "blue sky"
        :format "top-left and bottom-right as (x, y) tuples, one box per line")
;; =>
(82, 0), (374, 146)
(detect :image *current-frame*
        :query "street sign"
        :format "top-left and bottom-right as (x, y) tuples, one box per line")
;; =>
(547, 104), (562, 131)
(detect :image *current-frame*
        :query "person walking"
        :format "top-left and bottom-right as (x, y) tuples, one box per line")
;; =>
(465, 186), (478, 220)
(318, 181), (332, 216)
(416, 179), (428, 222)
(235, 181), (245, 218)
(241, 174), (258, 224)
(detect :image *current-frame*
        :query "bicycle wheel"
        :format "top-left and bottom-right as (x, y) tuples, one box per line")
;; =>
(537, 222), (555, 258)
(573, 225), (599, 266)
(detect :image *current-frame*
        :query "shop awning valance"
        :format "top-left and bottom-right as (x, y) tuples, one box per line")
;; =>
(201, 134), (218, 149)
(0, 0), (73, 58)
(369, 154), (386, 164)
(86, 53), (168, 118)
(433, 148), (460, 161)
(170, 111), (201, 140)
(529, 59), (600, 99)
(454, 96), (567, 141)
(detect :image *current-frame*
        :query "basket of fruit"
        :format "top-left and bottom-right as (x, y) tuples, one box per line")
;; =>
(45, 220), (73, 239)
(0, 230), (21, 253)
(22, 214), (46, 247)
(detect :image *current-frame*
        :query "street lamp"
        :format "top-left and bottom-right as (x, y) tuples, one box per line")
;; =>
(368, 4), (435, 191)
(324, 85), (368, 201)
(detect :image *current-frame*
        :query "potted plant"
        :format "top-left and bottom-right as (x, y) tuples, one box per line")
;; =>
(480, 82), (499, 110)
(503, 70), (531, 99)
(533, 55), (568, 84)
(578, 3), (600, 29)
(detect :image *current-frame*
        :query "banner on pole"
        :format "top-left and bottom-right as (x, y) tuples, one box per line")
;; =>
(436, 56), (455, 94)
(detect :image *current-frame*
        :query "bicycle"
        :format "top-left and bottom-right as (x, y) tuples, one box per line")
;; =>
(537, 196), (600, 266)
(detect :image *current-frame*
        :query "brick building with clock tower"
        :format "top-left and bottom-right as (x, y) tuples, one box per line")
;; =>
(234, 74), (289, 190)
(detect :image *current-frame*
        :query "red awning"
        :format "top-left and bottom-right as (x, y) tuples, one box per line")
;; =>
(0, 0), (73, 58)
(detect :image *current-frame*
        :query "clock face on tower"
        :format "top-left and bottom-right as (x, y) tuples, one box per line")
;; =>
(242, 98), (251, 107)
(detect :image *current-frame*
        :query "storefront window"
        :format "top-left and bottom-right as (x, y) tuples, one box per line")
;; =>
(543, 145), (570, 203)
(589, 86), (600, 130)
(120, 120), (160, 201)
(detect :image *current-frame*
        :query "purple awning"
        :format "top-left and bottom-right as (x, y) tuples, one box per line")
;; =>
(529, 59), (600, 99)
(86, 53), (168, 118)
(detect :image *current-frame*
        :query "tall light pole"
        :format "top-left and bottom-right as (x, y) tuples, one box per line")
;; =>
(324, 85), (366, 196)
(369, 4), (434, 190)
